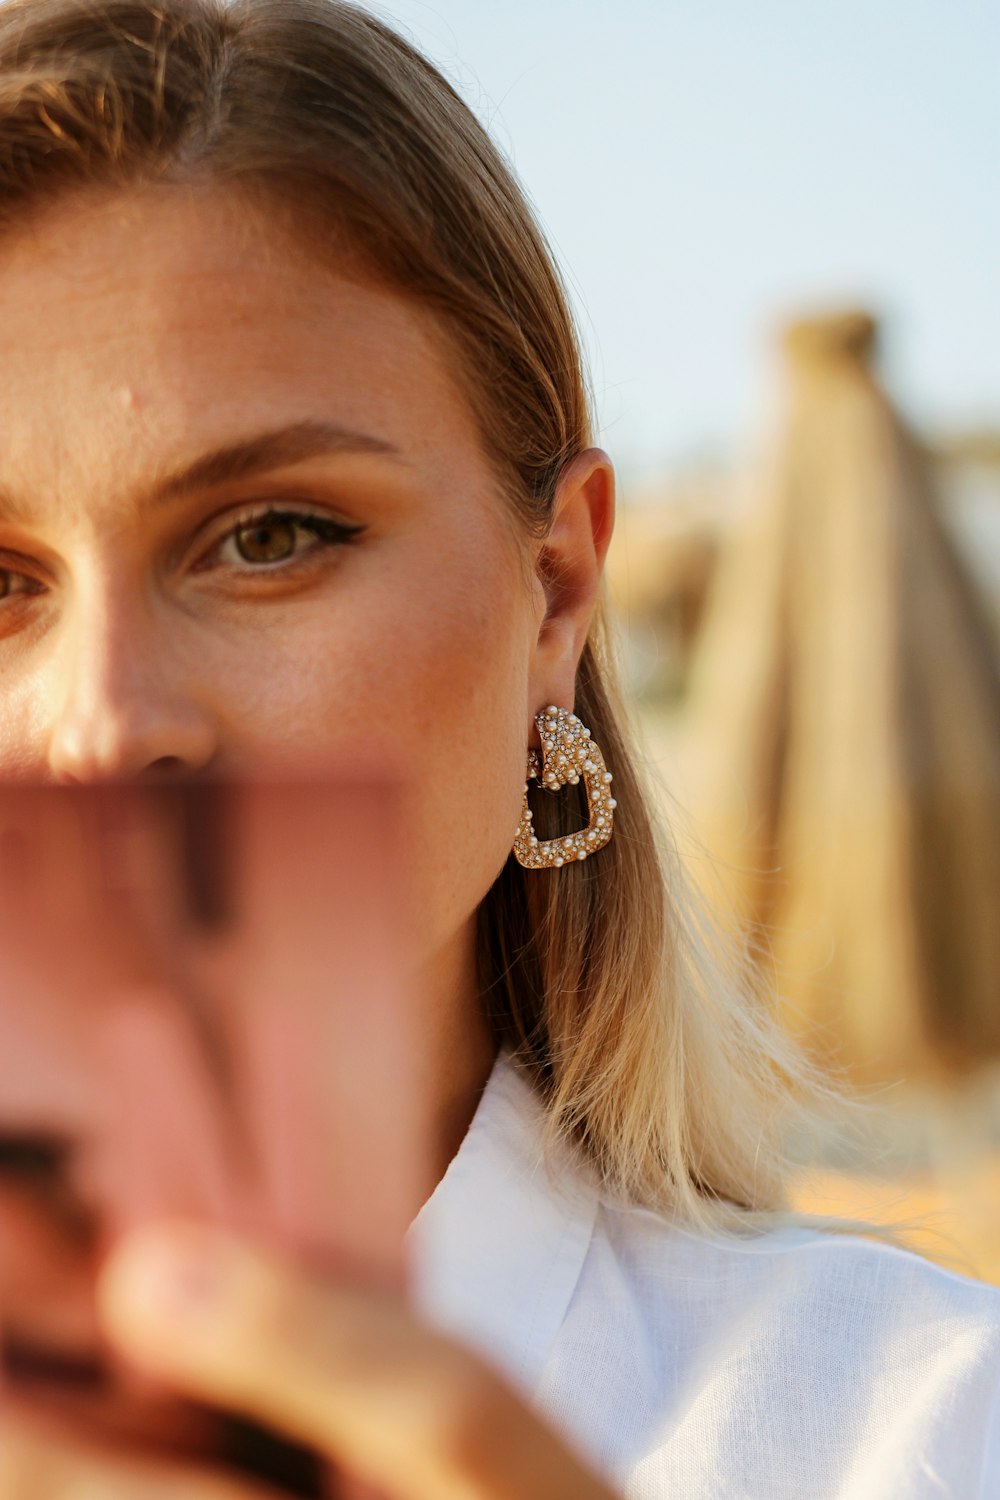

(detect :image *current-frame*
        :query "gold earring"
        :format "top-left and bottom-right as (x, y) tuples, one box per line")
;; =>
(512, 705), (616, 869)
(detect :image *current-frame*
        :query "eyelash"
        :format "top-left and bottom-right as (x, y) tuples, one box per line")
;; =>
(0, 506), (363, 608)
(195, 505), (365, 575)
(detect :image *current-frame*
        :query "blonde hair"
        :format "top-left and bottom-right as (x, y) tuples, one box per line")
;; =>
(0, 0), (837, 1231)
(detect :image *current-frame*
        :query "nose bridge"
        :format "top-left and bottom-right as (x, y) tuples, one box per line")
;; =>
(46, 572), (218, 782)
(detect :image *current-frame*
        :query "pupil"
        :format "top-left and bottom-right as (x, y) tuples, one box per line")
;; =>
(235, 520), (296, 564)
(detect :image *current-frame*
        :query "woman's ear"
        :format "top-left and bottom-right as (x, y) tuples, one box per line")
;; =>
(528, 448), (615, 717)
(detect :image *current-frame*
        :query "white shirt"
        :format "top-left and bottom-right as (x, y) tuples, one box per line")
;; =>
(410, 1054), (1000, 1499)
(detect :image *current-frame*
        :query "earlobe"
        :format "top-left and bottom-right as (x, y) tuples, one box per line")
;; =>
(530, 449), (615, 712)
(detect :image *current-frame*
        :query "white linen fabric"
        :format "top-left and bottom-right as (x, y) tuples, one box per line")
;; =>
(409, 1054), (1000, 1499)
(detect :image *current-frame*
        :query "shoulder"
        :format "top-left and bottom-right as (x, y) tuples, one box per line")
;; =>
(538, 1203), (1000, 1498)
(590, 1200), (1000, 1336)
(412, 1054), (1000, 1497)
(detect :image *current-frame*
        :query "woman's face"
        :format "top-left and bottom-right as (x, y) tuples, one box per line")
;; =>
(0, 184), (610, 1004)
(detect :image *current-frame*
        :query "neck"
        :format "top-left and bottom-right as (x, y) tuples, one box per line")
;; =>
(417, 922), (498, 1193)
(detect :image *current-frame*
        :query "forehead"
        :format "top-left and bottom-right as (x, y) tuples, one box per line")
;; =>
(0, 184), (487, 520)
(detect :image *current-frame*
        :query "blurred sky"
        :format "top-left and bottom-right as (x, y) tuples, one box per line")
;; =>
(375, 0), (998, 482)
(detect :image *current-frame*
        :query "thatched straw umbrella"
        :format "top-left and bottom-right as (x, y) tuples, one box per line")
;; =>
(684, 311), (1000, 1084)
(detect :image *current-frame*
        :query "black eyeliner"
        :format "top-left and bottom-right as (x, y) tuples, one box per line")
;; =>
(237, 508), (363, 542)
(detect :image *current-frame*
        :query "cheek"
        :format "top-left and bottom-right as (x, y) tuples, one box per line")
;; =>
(214, 536), (535, 956)
(0, 670), (70, 777)
(370, 553), (534, 953)
(402, 587), (531, 944)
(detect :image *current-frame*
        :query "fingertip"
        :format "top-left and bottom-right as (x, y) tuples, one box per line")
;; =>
(98, 1222), (240, 1354)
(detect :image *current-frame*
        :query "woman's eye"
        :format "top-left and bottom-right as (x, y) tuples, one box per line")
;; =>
(0, 568), (40, 602)
(204, 508), (364, 573)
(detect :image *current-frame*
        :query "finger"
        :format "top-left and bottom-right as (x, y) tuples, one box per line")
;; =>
(0, 1403), (285, 1500)
(98, 1223), (617, 1500)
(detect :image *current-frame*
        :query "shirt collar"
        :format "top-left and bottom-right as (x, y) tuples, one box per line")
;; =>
(407, 1052), (599, 1393)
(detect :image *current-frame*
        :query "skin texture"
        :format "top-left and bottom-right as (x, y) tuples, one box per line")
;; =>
(0, 184), (617, 1496)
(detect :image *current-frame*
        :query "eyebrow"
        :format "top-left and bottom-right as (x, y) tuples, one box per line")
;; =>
(0, 420), (406, 524)
(149, 420), (406, 505)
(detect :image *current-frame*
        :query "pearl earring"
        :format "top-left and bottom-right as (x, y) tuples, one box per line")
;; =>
(512, 705), (616, 869)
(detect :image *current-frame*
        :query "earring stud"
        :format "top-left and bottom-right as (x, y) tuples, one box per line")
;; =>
(512, 705), (616, 869)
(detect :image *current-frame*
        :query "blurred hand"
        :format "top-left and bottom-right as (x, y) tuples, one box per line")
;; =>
(0, 1412), (282, 1498)
(66, 1222), (618, 1500)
